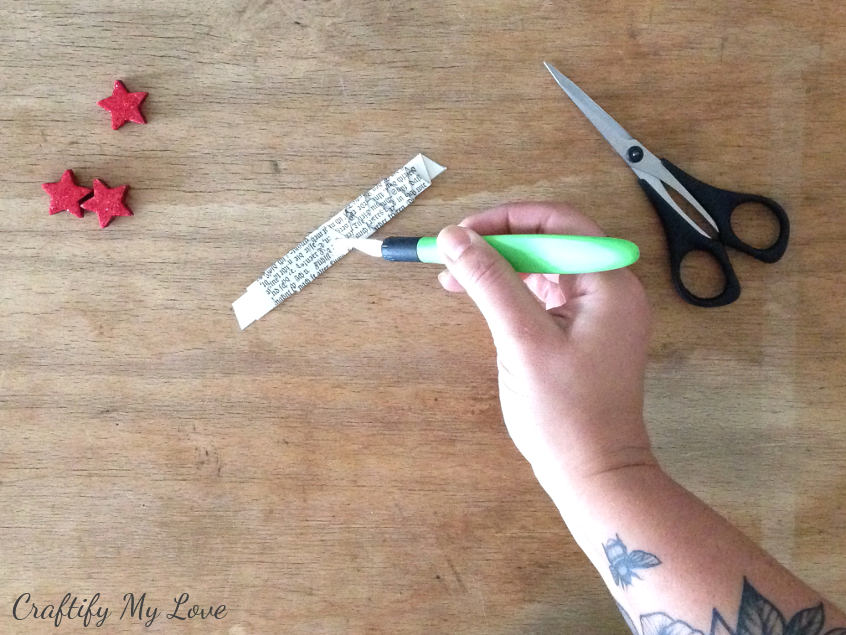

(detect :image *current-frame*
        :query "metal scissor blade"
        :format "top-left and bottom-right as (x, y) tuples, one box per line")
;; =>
(543, 62), (636, 161)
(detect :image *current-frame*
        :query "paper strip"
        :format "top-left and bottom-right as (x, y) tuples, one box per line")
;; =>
(233, 154), (446, 330)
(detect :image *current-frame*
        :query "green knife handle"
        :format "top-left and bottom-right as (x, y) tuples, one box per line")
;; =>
(415, 234), (639, 274)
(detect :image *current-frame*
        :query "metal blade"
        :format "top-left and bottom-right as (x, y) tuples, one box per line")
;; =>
(334, 237), (383, 258)
(543, 62), (636, 161)
(543, 63), (716, 237)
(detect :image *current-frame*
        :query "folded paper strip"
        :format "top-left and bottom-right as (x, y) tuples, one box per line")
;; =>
(232, 154), (445, 330)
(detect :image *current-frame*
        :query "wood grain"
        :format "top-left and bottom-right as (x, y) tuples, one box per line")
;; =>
(1, 1), (844, 632)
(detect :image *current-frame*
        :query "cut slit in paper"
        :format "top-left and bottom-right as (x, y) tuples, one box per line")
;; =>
(232, 154), (446, 330)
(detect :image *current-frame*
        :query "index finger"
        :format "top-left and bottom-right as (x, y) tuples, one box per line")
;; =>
(459, 201), (606, 237)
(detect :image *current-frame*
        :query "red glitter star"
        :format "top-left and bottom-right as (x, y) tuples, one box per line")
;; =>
(41, 169), (92, 218)
(81, 179), (134, 228)
(97, 80), (147, 130)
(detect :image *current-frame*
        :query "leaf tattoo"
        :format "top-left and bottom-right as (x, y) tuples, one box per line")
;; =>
(615, 578), (844, 635)
(736, 579), (789, 634)
(785, 605), (825, 635)
(603, 534), (662, 588)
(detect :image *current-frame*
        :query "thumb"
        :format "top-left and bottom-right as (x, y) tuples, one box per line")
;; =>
(437, 225), (552, 346)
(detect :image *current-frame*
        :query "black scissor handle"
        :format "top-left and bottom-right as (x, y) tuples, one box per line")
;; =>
(660, 159), (789, 263)
(638, 178), (741, 307)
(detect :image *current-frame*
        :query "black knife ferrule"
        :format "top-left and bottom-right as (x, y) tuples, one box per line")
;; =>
(380, 237), (421, 262)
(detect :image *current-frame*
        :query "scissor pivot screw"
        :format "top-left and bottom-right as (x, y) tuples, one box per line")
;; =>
(627, 146), (644, 163)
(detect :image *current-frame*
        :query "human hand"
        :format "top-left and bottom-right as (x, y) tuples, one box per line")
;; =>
(437, 203), (655, 494)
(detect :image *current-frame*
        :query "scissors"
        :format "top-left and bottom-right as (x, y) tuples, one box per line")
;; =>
(544, 62), (789, 307)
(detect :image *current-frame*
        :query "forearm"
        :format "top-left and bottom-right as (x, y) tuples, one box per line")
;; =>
(436, 206), (844, 631)
(540, 462), (846, 633)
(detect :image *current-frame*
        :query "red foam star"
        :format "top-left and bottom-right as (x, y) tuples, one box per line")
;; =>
(42, 169), (92, 218)
(81, 179), (134, 228)
(97, 80), (147, 130)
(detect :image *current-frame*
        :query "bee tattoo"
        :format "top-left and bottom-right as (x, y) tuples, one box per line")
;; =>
(602, 534), (662, 589)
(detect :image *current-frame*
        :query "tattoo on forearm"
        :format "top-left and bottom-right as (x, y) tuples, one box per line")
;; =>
(616, 578), (846, 635)
(603, 534), (661, 588)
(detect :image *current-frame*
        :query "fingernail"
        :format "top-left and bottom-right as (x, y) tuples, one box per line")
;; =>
(438, 225), (471, 261)
(437, 270), (449, 287)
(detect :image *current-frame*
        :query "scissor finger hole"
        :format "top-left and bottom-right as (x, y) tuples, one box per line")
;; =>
(730, 202), (781, 249)
(680, 250), (725, 299)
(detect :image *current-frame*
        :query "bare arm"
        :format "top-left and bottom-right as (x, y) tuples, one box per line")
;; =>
(437, 202), (846, 634)
(554, 465), (846, 634)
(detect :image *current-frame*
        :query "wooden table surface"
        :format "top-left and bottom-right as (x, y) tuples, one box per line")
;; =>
(2, 1), (844, 632)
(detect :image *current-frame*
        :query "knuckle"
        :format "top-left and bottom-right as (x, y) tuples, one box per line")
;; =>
(625, 272), (651, 315)
(495, 313), (558, 358)
(460, 250), (505, 290)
